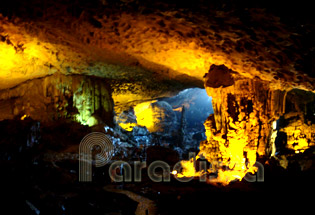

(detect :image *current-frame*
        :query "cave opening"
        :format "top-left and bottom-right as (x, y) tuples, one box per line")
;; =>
(115, 88), (213, 155)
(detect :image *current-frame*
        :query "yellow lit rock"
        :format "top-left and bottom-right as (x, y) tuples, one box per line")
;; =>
(281, 119), (315, 153)
(1, 5), (315, 94)
(20, 114), (28, 120)
(133, 100), (176, 133)
(134, 101), (157, 133)
(118, 122), (138, 132)
(177, 65), (287, 184)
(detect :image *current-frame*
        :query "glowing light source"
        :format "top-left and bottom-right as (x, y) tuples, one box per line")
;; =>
(20, 114), (28, 120)
(171, 170), (178, 175)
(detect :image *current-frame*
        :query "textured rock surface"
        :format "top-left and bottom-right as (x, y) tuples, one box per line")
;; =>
(203, 66), (286, 153)
(0, 73), (114, 126)
(277, 89), (315, 153)
(0, 0), (314, 99)
(133, 101), (177, 133)
(179, 65), (288, 183)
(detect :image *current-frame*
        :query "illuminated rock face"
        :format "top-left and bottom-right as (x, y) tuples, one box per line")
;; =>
(0, 74), (113, 126)
(133, 101), (176, 133)
(178, 65), (287, 184)
(1, 0), (315, 98)
(277, 89), (315, 153)
(0, 0), (314, 121)
(281, 120), (315, 153)
(204, 65), (286, 151)
(116, 100), (174, 133)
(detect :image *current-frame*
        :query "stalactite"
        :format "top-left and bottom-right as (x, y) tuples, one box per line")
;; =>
(0, 74), (114, 126)
(202, 65), (287, 182)
(177, 64), (288, 184)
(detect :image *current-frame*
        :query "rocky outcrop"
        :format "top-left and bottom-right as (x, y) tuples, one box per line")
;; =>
(197, 65), (287, 183)
(131, 126), (152, 146)
(277, 89), (315, 153)
(134, 101), (177, 133)
(0, 73), (114, 126)
(204, 65), (235, 88)
(174, 65), (315, 184)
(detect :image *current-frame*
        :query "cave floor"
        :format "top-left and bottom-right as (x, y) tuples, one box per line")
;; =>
(1, 119), (314, 214)
(2, 155), (314, 215)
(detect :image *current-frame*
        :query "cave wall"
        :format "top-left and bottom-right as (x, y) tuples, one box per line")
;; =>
(0, 73), (114, 126)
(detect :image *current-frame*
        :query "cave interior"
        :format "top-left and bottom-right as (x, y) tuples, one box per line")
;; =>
(1, 0), (315, 214)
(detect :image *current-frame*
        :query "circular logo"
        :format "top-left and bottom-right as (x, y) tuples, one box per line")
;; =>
(79, 132), (114, 166)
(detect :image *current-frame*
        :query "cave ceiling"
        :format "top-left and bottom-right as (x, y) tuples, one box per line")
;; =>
(0, 0), (314, 105)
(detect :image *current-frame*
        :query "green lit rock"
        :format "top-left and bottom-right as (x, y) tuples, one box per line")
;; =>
(0, 73), (114, 126)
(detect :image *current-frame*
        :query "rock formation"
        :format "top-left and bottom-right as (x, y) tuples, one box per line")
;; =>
(1, 2), (315, 214)
(0, 73), (114, 126)
(178, 65), (288, 183)
(277, 89), (315, 153)
(0, 0), (315, 189)
(134, 101), (176, 133)
(1, 0), (314, 108)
